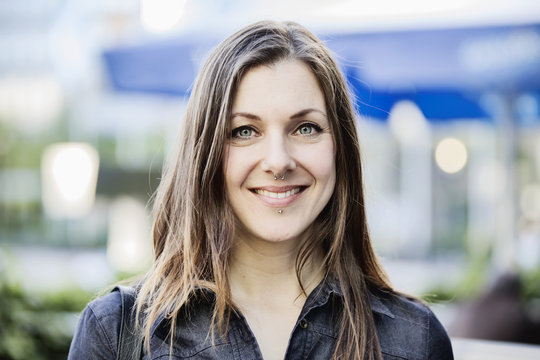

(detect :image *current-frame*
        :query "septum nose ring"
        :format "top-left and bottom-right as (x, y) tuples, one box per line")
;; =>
(273, 171), (286, 181)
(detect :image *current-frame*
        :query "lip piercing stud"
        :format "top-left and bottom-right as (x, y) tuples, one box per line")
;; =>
(278, 209), (283, 214)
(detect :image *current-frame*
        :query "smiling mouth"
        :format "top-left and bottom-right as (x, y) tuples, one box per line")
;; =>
(252, 187), (305, 199)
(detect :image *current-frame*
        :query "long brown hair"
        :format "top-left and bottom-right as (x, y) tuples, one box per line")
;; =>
(136, 20), (393, 359)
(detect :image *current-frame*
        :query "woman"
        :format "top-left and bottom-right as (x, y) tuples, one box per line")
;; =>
(69, 21), (453, 360)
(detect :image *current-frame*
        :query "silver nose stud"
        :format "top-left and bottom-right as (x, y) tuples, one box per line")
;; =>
(273, 172), (286, 181)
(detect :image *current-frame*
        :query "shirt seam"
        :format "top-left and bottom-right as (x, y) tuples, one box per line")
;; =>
(87, 304), (117, 357)
(151, 343), (231, 359)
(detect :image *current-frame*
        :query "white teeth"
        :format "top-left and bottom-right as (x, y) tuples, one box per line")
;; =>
(255, 188), (300, 198)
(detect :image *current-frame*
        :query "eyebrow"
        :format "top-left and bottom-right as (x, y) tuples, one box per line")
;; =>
(231, 108), (327, 120)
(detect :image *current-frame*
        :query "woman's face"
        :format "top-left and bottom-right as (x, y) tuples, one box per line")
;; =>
(223, 59), (336, 243)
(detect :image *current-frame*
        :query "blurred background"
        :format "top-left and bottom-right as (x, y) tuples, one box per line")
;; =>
(1, 0), (540, 358)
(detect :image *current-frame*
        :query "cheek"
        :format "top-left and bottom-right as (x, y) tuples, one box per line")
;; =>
(320, 159), (336, 212)
(324, 160), (337, 197)
(309, 142), (336, 183)
(222, 146), (235, 192)
(223, 147), (251, 190)
(317, 146), (337, 202)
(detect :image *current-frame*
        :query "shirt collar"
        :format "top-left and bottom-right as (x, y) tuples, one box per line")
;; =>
(368, 292), (395, 319)
(149, 277), (396, 336)
(150, 313), (166, 337)
(149, 287), (215, 337)
(322, 276), (395, 319)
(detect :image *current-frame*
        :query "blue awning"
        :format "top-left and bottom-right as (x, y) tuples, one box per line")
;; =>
(102, 23), (540, 122)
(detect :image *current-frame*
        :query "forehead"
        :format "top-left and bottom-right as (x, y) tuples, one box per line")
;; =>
(231, 60), (327, 116)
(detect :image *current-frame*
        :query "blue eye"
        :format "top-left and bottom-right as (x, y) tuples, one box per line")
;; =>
(232, 126), (254, 138)
(296, 123), (321, 135)
(299, 125), (313, 134)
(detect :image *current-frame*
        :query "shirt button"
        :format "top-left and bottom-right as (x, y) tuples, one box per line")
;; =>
(299, 319), (308, 329)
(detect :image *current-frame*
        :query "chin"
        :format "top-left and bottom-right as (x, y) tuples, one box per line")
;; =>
(261, 234), (296, 242)
(234, 213), (314, 244)
(252, 224), (308, 243)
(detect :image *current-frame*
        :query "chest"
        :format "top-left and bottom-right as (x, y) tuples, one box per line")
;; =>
(240, 301), (304, 360)
(145, 306), (337, 360)
(138, 296), (430, 360)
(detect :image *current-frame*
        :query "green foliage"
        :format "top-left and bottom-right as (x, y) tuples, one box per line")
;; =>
(0, 280), (92, 360)
(521, 266), (540, 300)
(422, 253), (490, 304)
(422, 254), (540, 305)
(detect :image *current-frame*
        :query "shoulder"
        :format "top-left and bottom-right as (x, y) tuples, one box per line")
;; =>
(370, 291), (454, 360)
(68, 291), (123, 360)
(88, 289), (124, 321)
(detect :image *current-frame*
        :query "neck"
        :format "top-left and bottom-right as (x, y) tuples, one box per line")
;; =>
(228, 232), (325, 304)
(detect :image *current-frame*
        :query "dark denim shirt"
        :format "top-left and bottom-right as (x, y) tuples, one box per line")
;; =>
(69, 279), (453, 359)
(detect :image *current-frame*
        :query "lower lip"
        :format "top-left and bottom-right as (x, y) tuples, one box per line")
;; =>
(251, 188), (304, 207)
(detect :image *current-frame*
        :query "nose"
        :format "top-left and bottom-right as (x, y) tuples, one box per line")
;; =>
(260, 134), (296, 178)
